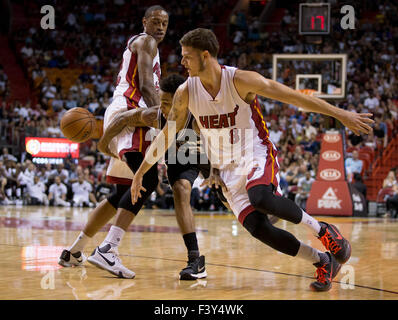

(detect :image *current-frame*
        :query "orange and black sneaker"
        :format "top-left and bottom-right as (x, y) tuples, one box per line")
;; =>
(310, 252), (341, 292)
(318, 222), (351, 264)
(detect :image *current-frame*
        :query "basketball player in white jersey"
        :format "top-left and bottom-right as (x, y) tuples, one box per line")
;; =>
(130, 28), (375, 291)
(59, 6), (168, 278)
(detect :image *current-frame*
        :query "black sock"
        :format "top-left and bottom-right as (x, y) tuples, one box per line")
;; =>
(183, 232), (199, 259)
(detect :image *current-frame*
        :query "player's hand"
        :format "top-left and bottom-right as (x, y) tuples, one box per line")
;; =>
(98, 139), (118, 159)
(131, 172), (146, 204)
(338, 111), (374, 136)
(200, 168), (228, 192)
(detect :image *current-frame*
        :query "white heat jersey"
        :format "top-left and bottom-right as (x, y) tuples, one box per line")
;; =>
(187, 66), (281, 221)
(113, 33), (161, 108)
(187, 65), (275, 171)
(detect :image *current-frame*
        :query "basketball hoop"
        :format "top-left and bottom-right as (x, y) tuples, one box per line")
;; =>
(298, 89), (317, 96)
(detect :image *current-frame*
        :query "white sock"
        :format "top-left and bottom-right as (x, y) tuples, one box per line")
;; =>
(300, 210), (322, 236)
(100, 225), (125, 248)
(69, 232), (91, 253)
(296, 241), (328, 265)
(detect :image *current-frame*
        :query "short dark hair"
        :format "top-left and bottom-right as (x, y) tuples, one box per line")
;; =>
(179, 28), (219, 58)
(144, 5), (167, 18)
(160, 74), (186, 94)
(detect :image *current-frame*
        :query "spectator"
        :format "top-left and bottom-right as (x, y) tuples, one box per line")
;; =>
(364, 90), (379, 110)
(352, 172), (367, 199)
(95, 174), (115, 202)
(26, 175), (49, 205)
(48, 176), (70, 207)
(51, 93), (64, 112)
(71, 174), (96, 207)
(269, 120), (284, 145)
(294, 171), (315, 210)
(65, 93), (78, 110)
(386, 183), (398, 218)
(41, 78), (57, 102)
(304, 120), (317, 140)
(50, 163), (69, 183)
(0, 147), (17, 162)
(345, 150), (363, 182)
(383, 169), (398, 188)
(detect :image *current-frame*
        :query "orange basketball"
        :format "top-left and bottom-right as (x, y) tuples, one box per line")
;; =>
(60, 107), (96, 143)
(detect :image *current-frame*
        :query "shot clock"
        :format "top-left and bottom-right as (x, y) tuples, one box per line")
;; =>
(299, 3), (331, 35)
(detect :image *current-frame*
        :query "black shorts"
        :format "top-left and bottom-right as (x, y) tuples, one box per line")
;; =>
(167, 163), (199, 187)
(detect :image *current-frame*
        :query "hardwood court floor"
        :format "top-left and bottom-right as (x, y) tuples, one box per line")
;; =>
(0, 205), (397, 300)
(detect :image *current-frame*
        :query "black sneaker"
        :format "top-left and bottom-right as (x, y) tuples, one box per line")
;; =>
(179, 255), (207, 280)
(310, 252), (341, 292)
(318, 222), (351, 264)
(58, 249), (86, 267)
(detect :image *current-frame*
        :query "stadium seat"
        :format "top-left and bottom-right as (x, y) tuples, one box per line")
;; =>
(359, 146), (375, 163)
(346, 146), (358, 153)
(358, 152), (371, 173)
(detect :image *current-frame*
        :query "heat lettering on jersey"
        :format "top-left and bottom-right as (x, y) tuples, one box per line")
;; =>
(199, 105), (239, 129)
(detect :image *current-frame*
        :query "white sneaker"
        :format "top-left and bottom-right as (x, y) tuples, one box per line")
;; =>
(87, 244), (135, 279)
(58, 249), (87, 267)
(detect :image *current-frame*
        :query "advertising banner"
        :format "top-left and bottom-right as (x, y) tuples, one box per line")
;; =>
(25, 137), (80, 159)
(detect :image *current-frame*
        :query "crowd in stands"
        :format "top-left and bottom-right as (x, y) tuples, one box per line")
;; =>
(1, 0), (398, 212)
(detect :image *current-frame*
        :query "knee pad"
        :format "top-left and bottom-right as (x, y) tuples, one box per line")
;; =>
(107, 184), (130, 209)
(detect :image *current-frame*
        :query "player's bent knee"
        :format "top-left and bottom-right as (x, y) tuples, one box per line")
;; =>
(242, 211), (271, 238)
(107, 184), (130, 209)
(172, 180), (192, 202)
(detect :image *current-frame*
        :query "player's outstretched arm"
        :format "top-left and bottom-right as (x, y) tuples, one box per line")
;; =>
(130, 83), (189, 204)
(234, 70), (374, 136)
(98, 108), (159, 158)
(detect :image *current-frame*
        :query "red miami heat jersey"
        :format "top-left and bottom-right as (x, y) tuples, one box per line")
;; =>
(113, 33), (161, 108)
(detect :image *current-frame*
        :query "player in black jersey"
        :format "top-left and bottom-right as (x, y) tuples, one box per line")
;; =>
(99, 74), (210, 280)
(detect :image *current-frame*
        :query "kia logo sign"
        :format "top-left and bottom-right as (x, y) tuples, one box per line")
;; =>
(320, 169), (342, 181)
(321, 150), (341, 161)
(323, 134), (340, 143)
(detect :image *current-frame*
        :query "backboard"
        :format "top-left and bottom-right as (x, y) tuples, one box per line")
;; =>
(272, 54), (347, 100)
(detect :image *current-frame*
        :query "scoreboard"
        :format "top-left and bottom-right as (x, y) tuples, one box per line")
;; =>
(299, 3), (331, 35)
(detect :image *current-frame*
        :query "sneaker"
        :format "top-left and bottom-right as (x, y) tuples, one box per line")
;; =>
(87, 244), (135, 279)
(179, 255), (207, 280)
(318, 222), (351, 264)
(310, 252), (341, 292)
(58, 249), (87, 267)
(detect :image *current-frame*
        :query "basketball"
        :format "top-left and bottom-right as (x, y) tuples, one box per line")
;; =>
(60, 107), (96, 143)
